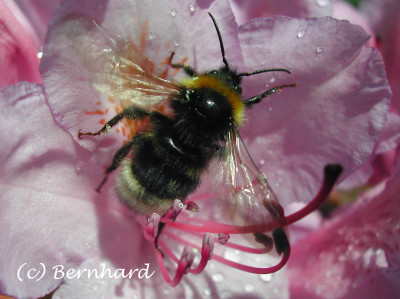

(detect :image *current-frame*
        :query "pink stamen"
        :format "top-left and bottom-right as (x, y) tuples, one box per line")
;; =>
(190, 234), (214, 274)
(212, 245), (290, 274)
(155, 246), (195, 287)
(144, 213), (160, 241)
(161, 199), (184, 223)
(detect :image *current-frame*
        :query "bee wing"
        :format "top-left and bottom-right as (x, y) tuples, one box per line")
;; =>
(212, 129), (285, 228)
(64, 16), (181, 109)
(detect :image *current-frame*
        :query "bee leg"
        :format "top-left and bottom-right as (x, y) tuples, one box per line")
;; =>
(78, 106), (150, 139)
(243, 84), (297, 107)
(168, 51), (196, 77)
(154, 222), (166, 252)
(95, 139), (135, 192)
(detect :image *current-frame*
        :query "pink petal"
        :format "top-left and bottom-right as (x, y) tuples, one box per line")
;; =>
(0, 82), (97, 297)
(238, 17), (391, 207)
(231, 0), (333, 25)
(362, 0), (400, 111)
(14, 0), (60, 45)
(288, 149), (400, 298)
(0, 0), (41, 88)
(333, 0), (376, 47)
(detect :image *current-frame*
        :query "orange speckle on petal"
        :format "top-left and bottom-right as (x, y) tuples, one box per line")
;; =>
(121, 126), (126, 136)
(99, 119), (106, 125)
(96, 101), (101, 105)
(85, 110), (106, 115)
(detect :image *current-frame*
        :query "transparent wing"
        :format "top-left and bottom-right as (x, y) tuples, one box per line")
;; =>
(212, 129), (285, 228)
(62, 15), (181, 109)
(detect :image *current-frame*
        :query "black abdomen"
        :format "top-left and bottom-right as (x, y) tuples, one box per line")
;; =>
(131, 126), (208, 200)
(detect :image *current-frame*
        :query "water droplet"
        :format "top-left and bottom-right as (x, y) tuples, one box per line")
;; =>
(204, 289), (211, 296)
(37, 51), (43, 59)
(259, 273), (273, 282)
(149, 32), (156, 40)
(297, 30), (305, 38)
(315, 0), (330, 7)
(212, 273), (224, 282)
(189, 0), (196, 14)
(270, 77), (276, 83)
(163, 289), (170, 294)
(76, 162), (83, 173)
(375, 248), (388, 268)
(244, 283), (254, 292)
(316, 46), (323, 54)
(170, 8), (177, 17)
(173, 40), (180, 48)
(268, 107), (272, 112)
(92, 284), (99, 291)
(259, 159), (265, 165)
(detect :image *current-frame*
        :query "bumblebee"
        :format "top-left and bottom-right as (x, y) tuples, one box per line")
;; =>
(79, 13), (295, 224)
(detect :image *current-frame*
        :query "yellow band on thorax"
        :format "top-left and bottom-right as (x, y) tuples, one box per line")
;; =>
(182, 75), (245, 125)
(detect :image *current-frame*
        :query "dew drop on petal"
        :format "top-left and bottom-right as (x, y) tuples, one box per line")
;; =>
(244, 283), (255, 292)
(170, 8), (177, 17)
(92, 284), (99, 291)
(297, 30), (305, 38)
(259, 273), (274, 282)
(315, 0), (330, 7)
(223, 249), (241, 263)
(37, 51), (43, 59)
(375, 248), (389, 268)
(149, 32), (156, 40)
(259, 159), (265, 165)
(204, 289), (211, 296)
(270, 77), (276, 84)
(189, 0), (196, 14)
(76, 162), (83, 173)
(163, 289), (170, 295)
(212, 272), (224, 282)
(316, 46), (324, 54)
(173, 40), (180, 48)
(268, 107), (272, 112)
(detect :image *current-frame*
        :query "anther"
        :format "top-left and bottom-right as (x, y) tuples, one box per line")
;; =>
(272, 227), (290, 255)
(162, 199), (184, 223)
(217, 233), (230, 245)
(185, 201), (200, 212)
(144, 213), (161, 241)
(254, 232), (274, 252)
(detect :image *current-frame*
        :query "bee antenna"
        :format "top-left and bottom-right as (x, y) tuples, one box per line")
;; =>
(208, 12), (229, 68)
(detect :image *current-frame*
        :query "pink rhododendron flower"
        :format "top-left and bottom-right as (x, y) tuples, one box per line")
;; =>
(0, 0), (392, 298)
(289, 147), (400, 298)
(0, 0), (42, 88)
